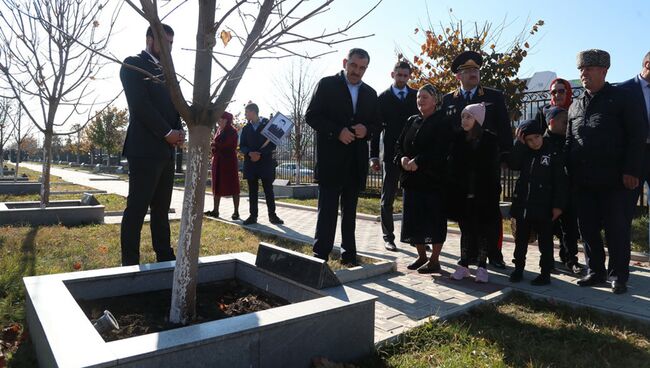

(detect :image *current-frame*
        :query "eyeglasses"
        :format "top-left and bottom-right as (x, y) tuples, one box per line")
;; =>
(550, 89), (566, 95)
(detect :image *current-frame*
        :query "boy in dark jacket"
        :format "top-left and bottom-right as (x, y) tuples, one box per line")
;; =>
(509, 119), (568, 285)
(543, 107), (583, 274)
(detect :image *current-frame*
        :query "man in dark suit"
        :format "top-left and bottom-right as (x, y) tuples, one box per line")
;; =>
(568, 49), (646, 294)
(441, 51), (512, 269)
(120, 24), (185, 266)
(618, 51), (650, 206)
(240, 103), (284, 226)
(370, 61), (419, 251)
(306, 48), (380, 265)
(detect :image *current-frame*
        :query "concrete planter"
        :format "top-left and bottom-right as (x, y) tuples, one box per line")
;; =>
(0, 181), (41, 194)
(0, 175), (28, 182)
(24, 253), (376, 368)
(0, 199), (104, 226)
(272, 183), (319, 199)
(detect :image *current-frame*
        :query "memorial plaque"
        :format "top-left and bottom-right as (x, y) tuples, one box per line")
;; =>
(255, 242), (341, 289)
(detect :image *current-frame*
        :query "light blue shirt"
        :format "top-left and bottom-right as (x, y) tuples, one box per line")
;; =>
(460, 86), (478, 100)
(345, 75), (361, 114)
(391, 85), (408, 100)
(249, 119), (261, 131)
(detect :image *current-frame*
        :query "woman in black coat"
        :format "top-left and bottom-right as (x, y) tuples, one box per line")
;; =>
(394, 84), (453, 273)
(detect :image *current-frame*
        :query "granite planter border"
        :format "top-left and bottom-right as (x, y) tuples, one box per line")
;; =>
(0, 200), (104, 226)
(0, 181), (40, 194)
(24, 253), (376, 368)
(272, 183), (319, 199)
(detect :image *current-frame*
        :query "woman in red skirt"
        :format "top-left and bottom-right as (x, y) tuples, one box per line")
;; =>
(205, 111), (240, 220)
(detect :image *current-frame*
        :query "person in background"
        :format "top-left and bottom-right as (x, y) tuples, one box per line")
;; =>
(305, 48), (380, 266)
(394, 84), (452, 273)
(240, 103), (284, 226)
(449, 103), (500, 283)
(508, 119), (567, 285)
(567, 49), (646, 294)
(541, 106), (583, 274)
(204, 111), (240, 220)
(371, 61), (419, 252)
(535, 78), (573, 129)
(441, 51), (512, 269)
(119, 24), (184, 266)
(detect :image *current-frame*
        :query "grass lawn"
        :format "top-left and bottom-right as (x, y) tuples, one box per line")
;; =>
(0, 166), (127, 212)
(0, 218), (351, 366)
(355, 292), (650, 368)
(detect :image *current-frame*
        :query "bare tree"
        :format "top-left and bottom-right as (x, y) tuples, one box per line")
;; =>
(272, 60), (317, 184)
(0, 0), (118, 206)
(7, 101), (34, 179)
(0, 97), (13, 175)
(121, 0), (382, 324)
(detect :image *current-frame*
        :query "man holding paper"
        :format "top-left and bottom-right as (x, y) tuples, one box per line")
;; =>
(240, 103), (284, 225)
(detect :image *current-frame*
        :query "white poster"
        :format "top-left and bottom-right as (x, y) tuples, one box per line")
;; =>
(261, 112), (294, 146)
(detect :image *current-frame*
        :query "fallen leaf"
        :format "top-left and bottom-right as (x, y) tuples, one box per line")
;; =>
(98, 245), (108, 254)
(73, 261), (82, 270)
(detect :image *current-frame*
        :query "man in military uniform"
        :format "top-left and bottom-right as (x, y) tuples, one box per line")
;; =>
(441, 51), (512, 269)
(567, 49), (646, 294)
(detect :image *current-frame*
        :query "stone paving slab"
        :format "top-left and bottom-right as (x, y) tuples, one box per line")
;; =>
(20, 163), (650, 344)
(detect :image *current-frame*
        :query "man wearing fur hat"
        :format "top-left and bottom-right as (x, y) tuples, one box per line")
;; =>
(567, 49), (646, 294)
(441, 50), (513, 269)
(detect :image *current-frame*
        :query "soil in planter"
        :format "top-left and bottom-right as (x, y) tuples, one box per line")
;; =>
(77, 279), (289, 342)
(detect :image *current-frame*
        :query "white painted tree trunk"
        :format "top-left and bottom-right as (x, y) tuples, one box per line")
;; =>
(169, 124), (212, 324)
(40, 129), (53, 207)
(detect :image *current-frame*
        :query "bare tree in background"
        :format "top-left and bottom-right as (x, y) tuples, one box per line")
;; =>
(7, 101), (34, 179)
(122, 0), (382, 324)
(273, 60), (317, 184)
(0, 0), (119, 206)
(0, 97), (13, 175)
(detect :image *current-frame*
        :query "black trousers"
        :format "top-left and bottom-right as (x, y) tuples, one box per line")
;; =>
(555, 197), (579, 264)
(313, 182), (360, 262)
(576, 188), (636, 283)
(121, 157), (175, 266)
(380, 161), (400, 242)
(247, 176), (276, 218)
(512, 216), (555, 273)
(463, 204), (503, 264)
(458, 199), (490, 268)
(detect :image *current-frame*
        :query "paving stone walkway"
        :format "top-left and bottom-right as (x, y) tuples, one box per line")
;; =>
(27, 163), (650, 343)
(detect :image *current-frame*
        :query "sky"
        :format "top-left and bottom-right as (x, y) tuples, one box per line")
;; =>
(29, 0), (650, 124)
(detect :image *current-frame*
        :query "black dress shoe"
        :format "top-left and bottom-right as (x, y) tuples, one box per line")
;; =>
(340, 258), (359, 267)
(269, 214), (284, 225)
(577, 273), (606, 287)
(531, 273), (551, 286)
(489, 259), (506, 269)
(565, 261), (584, 275)
(509, 268), (523, 283)
(243, 216), (257, 225)
(407, 258), (427, 270)
(231, 212), (240, 220)
(384, 240), (397, 251)
(204, 210), (219, 217)
(612, 280), (628, 294)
